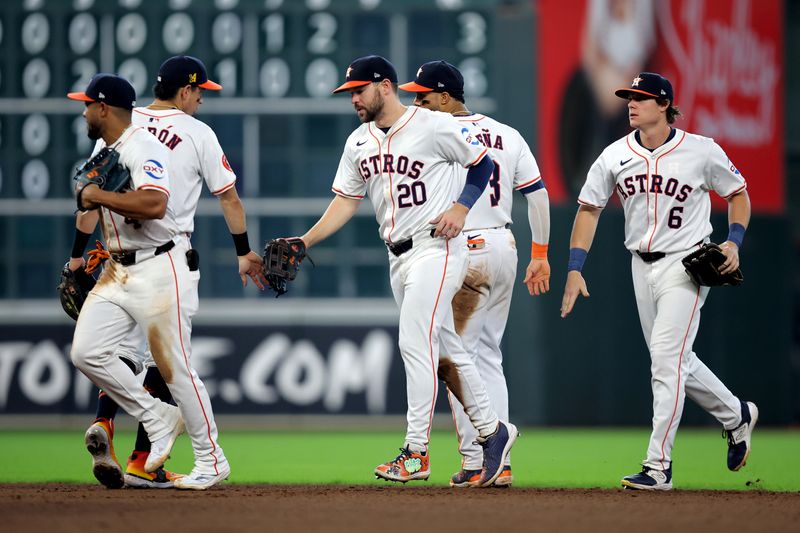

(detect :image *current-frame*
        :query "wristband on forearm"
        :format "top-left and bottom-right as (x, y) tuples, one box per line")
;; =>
(531, 242), (548, 260)
(567, 247), (588, 272)
(231, 231), (251, 256)
(726, 223), (745, 248)
(71, 229), (92, 259)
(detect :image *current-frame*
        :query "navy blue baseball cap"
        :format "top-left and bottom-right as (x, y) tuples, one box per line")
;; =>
(332, 55), (398, 94)
(157, 55), (222, 90)
(67, 74), (136, 110)
(399, 61), (464, 98)
(615, 72), (674, 102)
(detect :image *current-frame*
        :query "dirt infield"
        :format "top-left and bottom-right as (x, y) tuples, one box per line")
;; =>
(1, 484), (797, 533)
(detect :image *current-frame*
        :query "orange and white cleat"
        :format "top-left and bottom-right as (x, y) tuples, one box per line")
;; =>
(84, 418), (124, 489)
(492, 465), (513, 487)
(374, 448), (431, 483)
(124, 451), (184, 489)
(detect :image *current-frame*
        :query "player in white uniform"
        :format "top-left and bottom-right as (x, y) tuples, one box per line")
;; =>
(560, 72), (758, 490)
(66, 74), (187, 486)
(279, 55), (517, 486)
(71, 58), (261, 490)
(400, 61), (551, 488)
(71, 68), (241, 490)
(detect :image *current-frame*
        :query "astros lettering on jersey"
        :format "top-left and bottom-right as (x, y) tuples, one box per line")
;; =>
(332, 106), (488, 243)
(578, 129), (746, 253)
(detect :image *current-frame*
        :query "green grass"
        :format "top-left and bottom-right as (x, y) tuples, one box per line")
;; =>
(1, 428), (798, 491)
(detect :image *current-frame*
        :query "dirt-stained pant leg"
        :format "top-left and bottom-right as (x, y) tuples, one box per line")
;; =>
(632, 252), (741, 471)
(71, 267), (180, 441)
(447, 228), (516, 470)
(129, 242), (228, 476)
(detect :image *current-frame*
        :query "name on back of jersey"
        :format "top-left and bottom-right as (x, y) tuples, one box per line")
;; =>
(147, 126), (183, 150)
(472, 128), (504, 151)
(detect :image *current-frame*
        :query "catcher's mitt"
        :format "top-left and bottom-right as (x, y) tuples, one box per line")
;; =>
(57, 263), (97, 320)
(74, 146), (131, 211)
(681, 243), (743, 287)
(262, 237), (308, 297)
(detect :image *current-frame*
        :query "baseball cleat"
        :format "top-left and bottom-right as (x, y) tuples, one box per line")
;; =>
(449, 468), (481, 488)
(476, 421), (518, 487)
(124, 451), (183, 489)
(492, 465), (513, 487)
(145, 406), (185, 473)
(173, 464), (231, 491)
(621, 466), (673, 491)
(726, 401), (758, 471)
(374, 448), (431, 483)
(84, 418), (124, 489)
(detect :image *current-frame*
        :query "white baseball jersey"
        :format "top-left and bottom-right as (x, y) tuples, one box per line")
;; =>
(578, 129), (747, 253)
(132, 107), (237, 234)
(97, 126), (177, 252)
(456, 113), (542, 231)
(578, 127), (748, 473)
(331, 106), (488, 243)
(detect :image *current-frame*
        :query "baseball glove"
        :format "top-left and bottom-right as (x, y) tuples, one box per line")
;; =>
(262, 237), (308, 297)
(74, 146), (131, 211)
(57, 263), (97, 320)
(682, 243), (743, 287)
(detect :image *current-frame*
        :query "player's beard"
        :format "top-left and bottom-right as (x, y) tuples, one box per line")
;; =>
(359, 91), (384, 123)
(86, 120), (102, 141)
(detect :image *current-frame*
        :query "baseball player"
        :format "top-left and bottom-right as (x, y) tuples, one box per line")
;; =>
(67, 70), (234, 491)
(560, 72), (758, 490)
(72, 56), (263, 490)
(66, 73), (187, 486)
(283, 55), (517, 486)
(399, 61), (551, 488)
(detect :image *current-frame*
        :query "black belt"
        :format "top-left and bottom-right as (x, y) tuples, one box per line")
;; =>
(636, 241), (703, 264)
(387, 229), (436, 257)
(112, 240), (175, 266)
(635, 250), (666, 263)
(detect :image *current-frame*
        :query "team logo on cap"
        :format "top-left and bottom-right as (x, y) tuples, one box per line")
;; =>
(346, 66), (353, 78)
(416, 67), (423, 77)
(189, 73), (197, 83)
(632, 76), (642, 87)
(99, 92), (106, 99)
(143, 159), (165, 179)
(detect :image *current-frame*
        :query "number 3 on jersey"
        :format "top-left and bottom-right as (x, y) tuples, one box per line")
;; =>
(489, 159), (500, 207)
(397, 181), (427, 208)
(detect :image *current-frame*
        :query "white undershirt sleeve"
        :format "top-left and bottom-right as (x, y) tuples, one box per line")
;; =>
(526, 187), (550, 245)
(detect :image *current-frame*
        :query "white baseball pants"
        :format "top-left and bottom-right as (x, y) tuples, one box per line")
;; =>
(389, 230), (498, 453)
(71, 239), (227, 476)
(631, 250), (743, 471)
(447, 227), (517, 470)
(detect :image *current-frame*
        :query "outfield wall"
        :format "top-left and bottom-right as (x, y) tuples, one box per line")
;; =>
(0, 209), (793, 425)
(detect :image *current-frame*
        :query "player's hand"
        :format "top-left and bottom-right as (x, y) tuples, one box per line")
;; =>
(238, 251), (268, 290)
(560, 270), (589, 318)
(719, 241), (740, 274)
(430, 203), (468, 239)
(523, 258), (551, 296)
(77, 183), (101, 210)
(68, 256), (86, 272)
